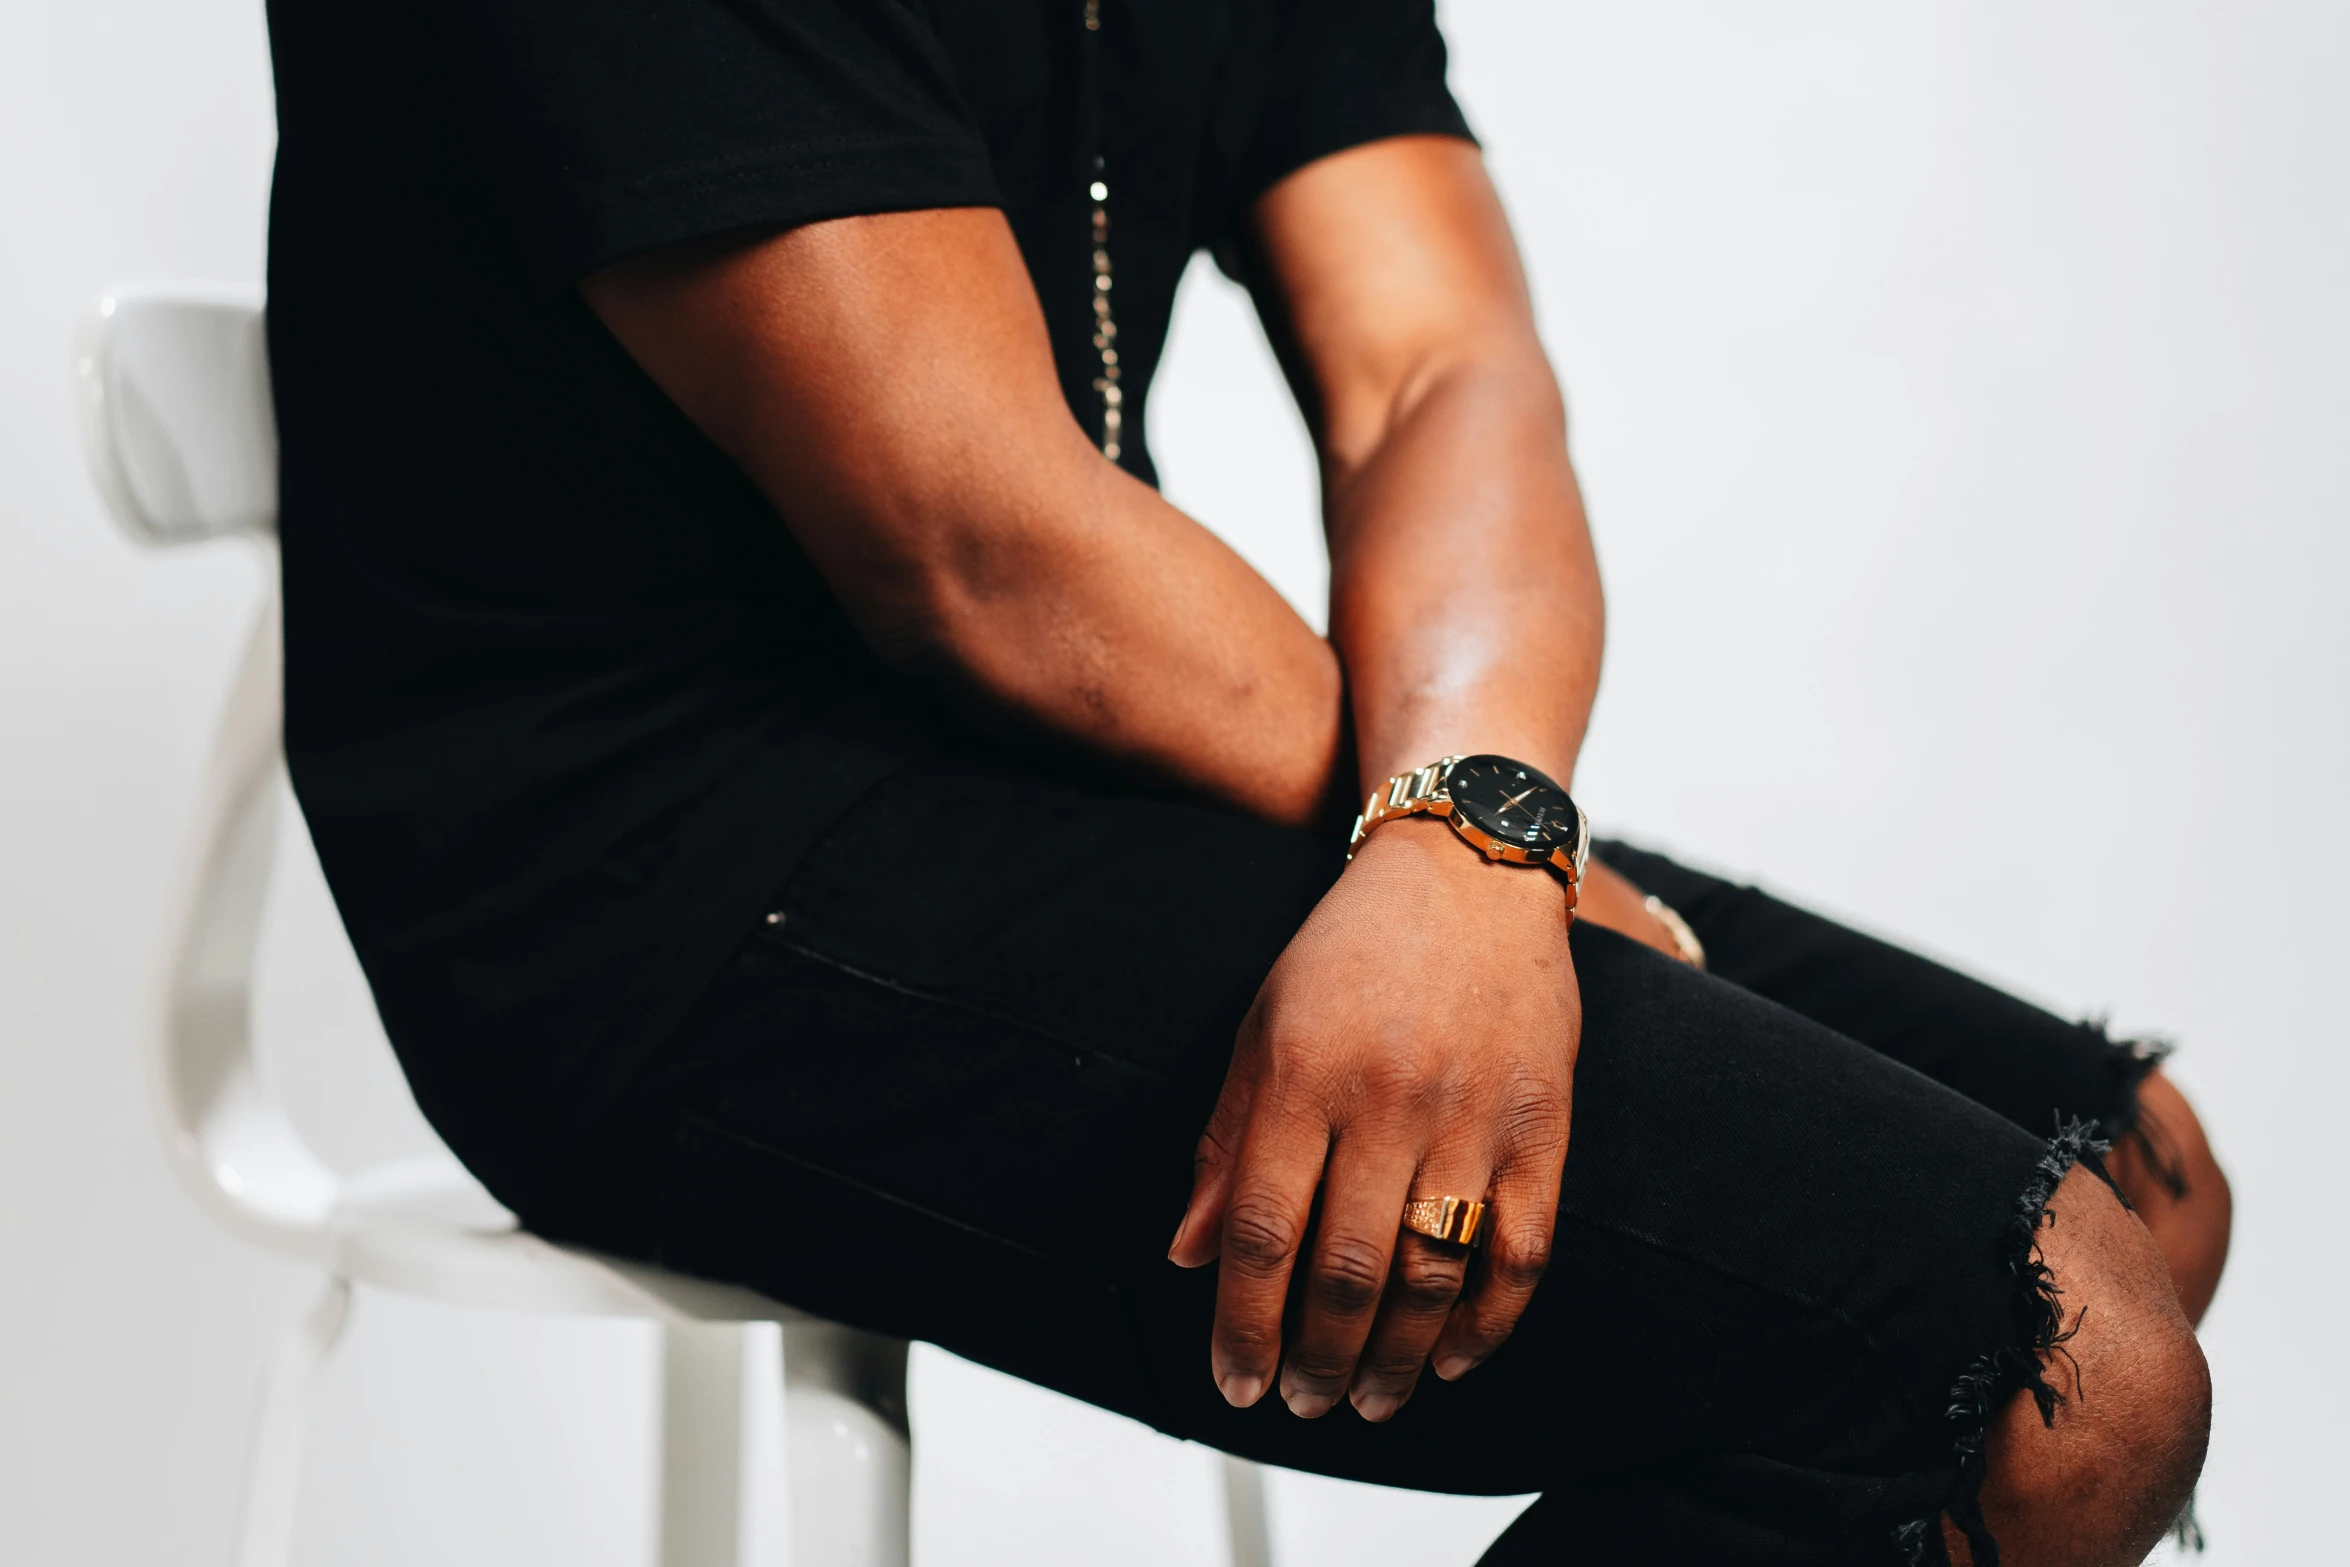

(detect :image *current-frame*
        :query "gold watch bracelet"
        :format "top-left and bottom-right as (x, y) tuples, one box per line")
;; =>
(1346, 756), (1584, 920)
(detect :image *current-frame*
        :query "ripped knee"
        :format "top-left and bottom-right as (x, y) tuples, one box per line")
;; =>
(1965, 1158), (2210, 1566)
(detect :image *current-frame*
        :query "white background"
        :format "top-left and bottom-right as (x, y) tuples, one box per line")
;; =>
(3, 0), (2342, 1561)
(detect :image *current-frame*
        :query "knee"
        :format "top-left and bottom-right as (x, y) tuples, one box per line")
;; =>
(2109, 1069), (2232, 1323)
(1968, 1162), (2210, 1567)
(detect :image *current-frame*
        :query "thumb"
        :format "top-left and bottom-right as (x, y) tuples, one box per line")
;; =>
(1168, 1005), (1267, 1267)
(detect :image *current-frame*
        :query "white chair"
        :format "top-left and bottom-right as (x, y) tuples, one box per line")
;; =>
(75, 285), (1277, 1567)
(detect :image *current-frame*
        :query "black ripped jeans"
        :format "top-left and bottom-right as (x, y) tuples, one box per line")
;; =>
(517, 742), (2160, 1566)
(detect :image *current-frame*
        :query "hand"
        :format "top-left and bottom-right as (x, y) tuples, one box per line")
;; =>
(1168, 816), (1579, 1421)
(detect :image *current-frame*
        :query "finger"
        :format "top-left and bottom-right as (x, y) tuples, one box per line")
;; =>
(1209, 1089), (1331, 1409)
(1431, 1106), (1568, 1381)
(1170, 1011), (1268, 1268)
(1345, 1152), (1488, 1421)
(1169, 1136), (1238, 1269)
(1275, 1126), (1419, 1418)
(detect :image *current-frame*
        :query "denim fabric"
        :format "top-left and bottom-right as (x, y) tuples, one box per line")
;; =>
(518, 745), (2146, 1565)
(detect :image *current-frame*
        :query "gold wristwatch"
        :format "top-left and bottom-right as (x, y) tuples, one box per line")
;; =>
(1348, 754), (1591, 918)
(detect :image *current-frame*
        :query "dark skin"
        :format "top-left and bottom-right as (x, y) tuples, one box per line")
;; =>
(587, 135), (2225, 1563)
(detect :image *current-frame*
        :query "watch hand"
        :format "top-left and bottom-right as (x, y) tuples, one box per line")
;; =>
(1499, 787), (1540, 814)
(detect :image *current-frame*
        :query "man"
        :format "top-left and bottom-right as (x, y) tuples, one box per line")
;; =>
(265, 0), (2226, 1560)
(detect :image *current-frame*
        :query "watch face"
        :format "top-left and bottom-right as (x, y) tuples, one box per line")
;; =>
(1445, 755), (1581, 859)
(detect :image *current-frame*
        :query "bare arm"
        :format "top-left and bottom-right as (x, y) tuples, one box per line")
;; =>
(1261, 136), (1603, 798)
(583, 209), (1344, 824)
(1267, 131), (1676, 951)
(1168, 139), (1609, 1420)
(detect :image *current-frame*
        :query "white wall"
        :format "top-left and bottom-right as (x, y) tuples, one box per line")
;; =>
(3, 0), (2341, 1562)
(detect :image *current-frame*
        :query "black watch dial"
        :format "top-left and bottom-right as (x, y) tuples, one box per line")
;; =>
(1445, 755), (1581, 858)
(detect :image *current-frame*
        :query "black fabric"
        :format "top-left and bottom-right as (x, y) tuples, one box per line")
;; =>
(262, 0), (1471, 1204)
(525, 743), (2151, 1566)
(1596, 843), (2166, 1151)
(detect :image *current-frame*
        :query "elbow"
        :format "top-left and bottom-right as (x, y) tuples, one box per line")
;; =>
(1324, 332), (1567, 504)
(795, 491), (1053, 672)
(837, 521), (1080, 701)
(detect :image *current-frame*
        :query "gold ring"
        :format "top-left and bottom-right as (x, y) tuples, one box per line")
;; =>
(1400, 1196), (1488, 1249)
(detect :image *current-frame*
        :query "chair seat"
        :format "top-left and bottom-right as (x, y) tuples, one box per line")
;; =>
(327, 1152), (800, 1327)
(332, 1151), (514, 1229)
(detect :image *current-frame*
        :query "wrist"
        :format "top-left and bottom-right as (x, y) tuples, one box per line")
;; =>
(1347, 751), (1587, 914)
(1346, 814), (1577, 923)
(1355, 735), (1581, 803)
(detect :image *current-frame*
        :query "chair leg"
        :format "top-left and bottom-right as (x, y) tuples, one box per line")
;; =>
(1221, 1453), (1275, 1567)
(659, 1321), (750, 1567)
(232, 1275), (352, 1567)
(779, 1320), (910, 1567)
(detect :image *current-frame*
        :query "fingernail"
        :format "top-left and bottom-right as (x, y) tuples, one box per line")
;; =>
(1354, 1392), (1402, 1423)
(1433, 1354), (1479, 1382)
(1218, 1373), (1265, 1408)
(1281, 1385), (1336, 1419)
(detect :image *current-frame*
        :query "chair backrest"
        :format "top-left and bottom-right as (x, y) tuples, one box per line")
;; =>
(76, 286), (277, 547)
(75, 285), (349, 1260)
(73, 287), (822, 1308)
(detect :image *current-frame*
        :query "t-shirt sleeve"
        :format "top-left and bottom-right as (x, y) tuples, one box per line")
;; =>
(1220, 0), (1476, 225)
(451, 0), (1003, 284)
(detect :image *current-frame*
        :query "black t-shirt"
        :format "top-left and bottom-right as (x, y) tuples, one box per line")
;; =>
(264, 0), (1471, 1205)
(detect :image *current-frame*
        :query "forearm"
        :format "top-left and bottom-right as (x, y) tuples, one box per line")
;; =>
(1328, 345), (1602, 796)
(902, 450), (1344, 825)
(585, 208), (1343, 826)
